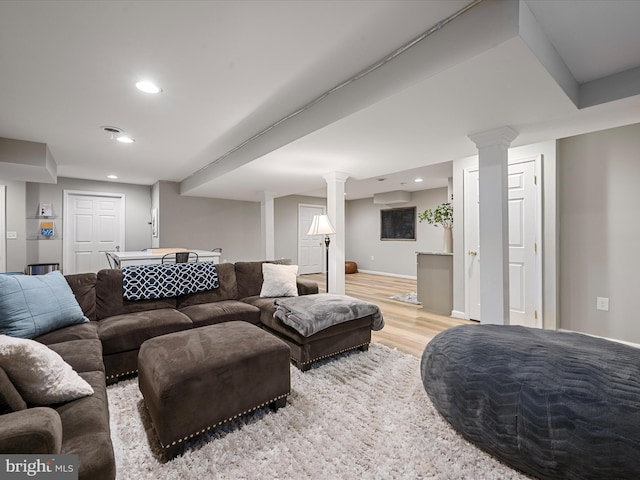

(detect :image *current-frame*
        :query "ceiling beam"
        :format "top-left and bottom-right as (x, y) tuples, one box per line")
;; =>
(180, 0), (521, 197)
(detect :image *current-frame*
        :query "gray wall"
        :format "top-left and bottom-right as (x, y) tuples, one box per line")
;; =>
(274, 195), (326, 263)
(157, 181), (262, 263)
(345, 188), (448, 277)
(2, 179), (27, 272)
(1, 177), (150, 272)
(24, 177), (152, 270)
(558, 123), (640, 343)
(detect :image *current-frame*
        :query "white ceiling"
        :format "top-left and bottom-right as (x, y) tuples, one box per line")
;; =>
(1, 0), (640, 202)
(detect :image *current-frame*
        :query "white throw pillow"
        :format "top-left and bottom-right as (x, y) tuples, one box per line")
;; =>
(0, 335), (94, 405)
(260, 263), (299, 298)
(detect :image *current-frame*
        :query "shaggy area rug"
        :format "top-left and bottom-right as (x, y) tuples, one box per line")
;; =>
(107, 343), (527, 479)
(390, 291), (421, 305)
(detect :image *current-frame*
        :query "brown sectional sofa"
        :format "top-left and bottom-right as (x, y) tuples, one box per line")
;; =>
(92, 261), (317, 381)
(0, 321), (115, 480)
(0, 260), (317, 480)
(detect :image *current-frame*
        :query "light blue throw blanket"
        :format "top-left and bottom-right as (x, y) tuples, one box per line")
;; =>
(274, 294), (384, 337)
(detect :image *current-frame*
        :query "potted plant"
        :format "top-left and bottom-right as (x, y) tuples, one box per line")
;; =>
(418, 202), (453, 253)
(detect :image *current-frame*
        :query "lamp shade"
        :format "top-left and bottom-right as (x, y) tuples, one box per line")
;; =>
(307, 214), (336, 236)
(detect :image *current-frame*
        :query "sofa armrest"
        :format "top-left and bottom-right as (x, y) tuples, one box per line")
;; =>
(0, 407), (62, 454)
(296, 277), (319, 295)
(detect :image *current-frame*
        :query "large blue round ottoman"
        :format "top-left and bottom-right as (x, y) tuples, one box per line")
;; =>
(421, 324), (640, 479)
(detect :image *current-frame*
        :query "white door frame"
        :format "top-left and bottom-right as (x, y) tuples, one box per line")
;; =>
(62, 190), (126, 273)
(463, 168), (480, 320)
(298, 203), (326, 274)
(0, 185), (6, 273)
(463, 154), (543, 325)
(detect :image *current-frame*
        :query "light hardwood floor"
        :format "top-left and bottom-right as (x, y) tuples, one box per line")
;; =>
(302, 271), (474, 358)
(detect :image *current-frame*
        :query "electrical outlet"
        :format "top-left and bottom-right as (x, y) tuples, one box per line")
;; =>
(6, 231), (17, 239)
(596, 297), (609, 311)
(370, 255), (374, 261)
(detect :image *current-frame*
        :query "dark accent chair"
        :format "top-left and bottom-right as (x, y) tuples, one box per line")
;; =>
(161, 251), (198, 263)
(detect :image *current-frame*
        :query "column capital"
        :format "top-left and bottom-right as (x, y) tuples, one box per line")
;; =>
(468, 126), (519, 149)
(261, 191), (276, 202)
(323, 171), (350, 184)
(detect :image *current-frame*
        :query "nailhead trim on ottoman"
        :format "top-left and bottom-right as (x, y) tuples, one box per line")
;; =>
(138, 321), (291, 458)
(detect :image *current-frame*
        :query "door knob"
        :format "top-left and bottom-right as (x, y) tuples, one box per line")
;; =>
(469, 250), (477, 256)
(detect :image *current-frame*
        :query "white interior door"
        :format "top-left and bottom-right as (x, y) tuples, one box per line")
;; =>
(63, 191), (125, 274)
(298, 204), (325, 274)
(508, 161), (537, 327)
(465, 158), (540, 326)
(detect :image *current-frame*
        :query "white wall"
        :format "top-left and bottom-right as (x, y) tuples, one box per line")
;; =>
(345, 188), (448, 277)
(558, 123), (640, 343)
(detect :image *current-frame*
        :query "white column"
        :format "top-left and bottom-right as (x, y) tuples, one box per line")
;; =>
(468, 127), (518, 325)
(261, 191), (275, 260)
(323, 172), (349, 295)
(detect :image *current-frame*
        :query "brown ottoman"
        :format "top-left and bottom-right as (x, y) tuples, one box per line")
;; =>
(138, 322), (290, 458)
(345, 261), (358, 274)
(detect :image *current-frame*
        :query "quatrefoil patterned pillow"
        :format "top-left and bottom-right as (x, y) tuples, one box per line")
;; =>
(122, 262), (219, 300)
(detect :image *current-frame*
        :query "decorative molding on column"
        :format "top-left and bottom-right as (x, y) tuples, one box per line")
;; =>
(468, 126), (518, 326)
(323, 172), (349, 295)
(322, 171), (350, 184)
(469, 126), (519, 149)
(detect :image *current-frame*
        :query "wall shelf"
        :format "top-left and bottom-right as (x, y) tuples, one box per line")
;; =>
(27, 233), (59, 240)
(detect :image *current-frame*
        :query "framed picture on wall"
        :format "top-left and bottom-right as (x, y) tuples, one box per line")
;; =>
(380, 206), (416, 241)
(151, 208), (158, 237)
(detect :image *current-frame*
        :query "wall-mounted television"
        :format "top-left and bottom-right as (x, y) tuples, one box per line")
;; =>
(380, 206), (416, 241)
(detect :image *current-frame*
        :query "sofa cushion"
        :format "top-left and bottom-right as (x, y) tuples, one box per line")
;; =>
(96, 269), (177, 320)
(97, 309), (193, 355)
(35, 321), (99, 346)
(0, 335), (94, 405)
(0, 367), (27, 414)
(176, 263), (239, 307)
(65, 272), (97, 321)
(235, 260), (291, 299)
(260, 263), (299, 297)
(55, 370), (115, 480)
(0, 271), (88, 339)
(179, 300), (261, 327)
(0, 407), (62, 455)
(46, 339), (105, 374)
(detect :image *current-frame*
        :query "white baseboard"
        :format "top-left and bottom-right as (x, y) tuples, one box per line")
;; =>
(357, 269), (417, 280)
(450, 310), (466, 319)
(559, 328), (640, 349)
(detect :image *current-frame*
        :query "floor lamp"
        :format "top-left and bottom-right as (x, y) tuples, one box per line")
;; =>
(307, 214), (336, 292)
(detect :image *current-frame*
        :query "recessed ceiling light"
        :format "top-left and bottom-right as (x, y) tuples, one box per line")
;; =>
(116, 135), (135, 144)
(136, 80), (162, 94)
(101, 126), (122, 135)
(107, 175), (118, 179)
(101, 125), (135, 144)
(414, 178), (424, 182)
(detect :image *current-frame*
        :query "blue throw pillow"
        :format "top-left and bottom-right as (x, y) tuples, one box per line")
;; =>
(0, 271), (88, 339)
